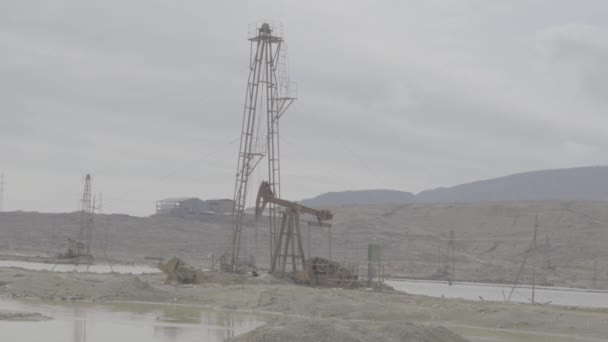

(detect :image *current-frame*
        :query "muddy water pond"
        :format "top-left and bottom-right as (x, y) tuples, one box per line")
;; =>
(0, 260), (161, 274)
(386, 278), (608, 308)
(0, 298), (264, 341)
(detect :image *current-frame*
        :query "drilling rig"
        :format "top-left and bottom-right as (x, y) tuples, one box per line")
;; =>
(230, 22), (296, 272)
(62, 174), (95, 261)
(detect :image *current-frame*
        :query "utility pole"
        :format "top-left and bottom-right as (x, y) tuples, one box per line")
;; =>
(531, 267), (536, 304)
(448, 230), (455, 278)
(437, 236), (442, 273)
(0, 171), (4, 212)
(532, 214), (538, 246)
(343, 238), (348, 265)
(542, 234), (553, 270)
(507, 213), (538, 303)
(104, 216), (110, 258)
(531, 214), (538, 304)
(98, 192), (103, 214)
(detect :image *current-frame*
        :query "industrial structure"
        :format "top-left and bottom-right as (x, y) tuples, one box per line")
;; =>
(156, 197), (208, 215)
(231, 22), (296, 271)
(255, 181), (333, 273)
(226, 23), (373, 286)
(206, 199), (234, 213)
(75, 174), (94, 258)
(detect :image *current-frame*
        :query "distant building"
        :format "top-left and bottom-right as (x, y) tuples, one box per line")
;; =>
(155, 198), (209, 216)
(206, 199), (234, 214)
(155, 198), (235, 216)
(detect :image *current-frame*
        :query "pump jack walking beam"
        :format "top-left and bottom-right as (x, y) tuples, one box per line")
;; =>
(255, 181), (333, 222)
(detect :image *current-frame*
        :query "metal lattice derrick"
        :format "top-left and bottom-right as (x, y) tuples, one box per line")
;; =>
(78, 174), (94, 258)
(231, 22), (296, 272)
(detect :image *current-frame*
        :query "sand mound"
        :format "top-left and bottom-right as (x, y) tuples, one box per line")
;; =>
(112, 277), (165, 296)
(228, 318), (468, 342)
(228, 318), (363, 342)
(376, 321), (468, 342)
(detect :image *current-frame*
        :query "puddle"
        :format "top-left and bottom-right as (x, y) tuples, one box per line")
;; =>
(386, 279), (608, 308)
(0, 260), (160, 274)
(0, 297), (265, 341)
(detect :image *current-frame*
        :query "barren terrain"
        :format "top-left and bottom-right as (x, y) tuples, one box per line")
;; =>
(1, 200), (607, 288)
(1, 267), (607, 341)
(2, 201), (608, 340)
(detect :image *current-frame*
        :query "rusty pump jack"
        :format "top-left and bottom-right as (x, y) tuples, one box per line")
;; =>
(255, 181), (333, 273)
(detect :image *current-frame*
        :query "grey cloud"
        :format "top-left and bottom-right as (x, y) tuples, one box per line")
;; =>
(2, 1), (608, 215)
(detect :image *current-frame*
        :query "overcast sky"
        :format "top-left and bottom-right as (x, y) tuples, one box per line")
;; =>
(1, 1), (607, 216)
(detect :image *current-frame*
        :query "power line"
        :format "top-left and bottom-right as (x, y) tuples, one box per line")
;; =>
(106, 136), (240, 204)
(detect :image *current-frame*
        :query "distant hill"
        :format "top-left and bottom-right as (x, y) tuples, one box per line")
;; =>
(417, 166), (608, 203)
(300, 189), (415, 207)
(300, 166), (608, 206)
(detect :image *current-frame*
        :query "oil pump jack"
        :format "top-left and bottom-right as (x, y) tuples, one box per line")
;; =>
(255, 181), (333, 273)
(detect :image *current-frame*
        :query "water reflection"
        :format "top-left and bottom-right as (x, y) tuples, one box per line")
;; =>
(0, 298), (265, 342)
(152, 305), (262, 341)
(158, 304), (203, 324)
(154, 325), (179, 342)
(74, 320), (86, 342)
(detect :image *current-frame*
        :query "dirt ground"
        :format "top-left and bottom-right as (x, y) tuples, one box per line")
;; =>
(2, 202), (608, 340)
(1, 266), (607, 341)
(228, 318), (469, 342)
